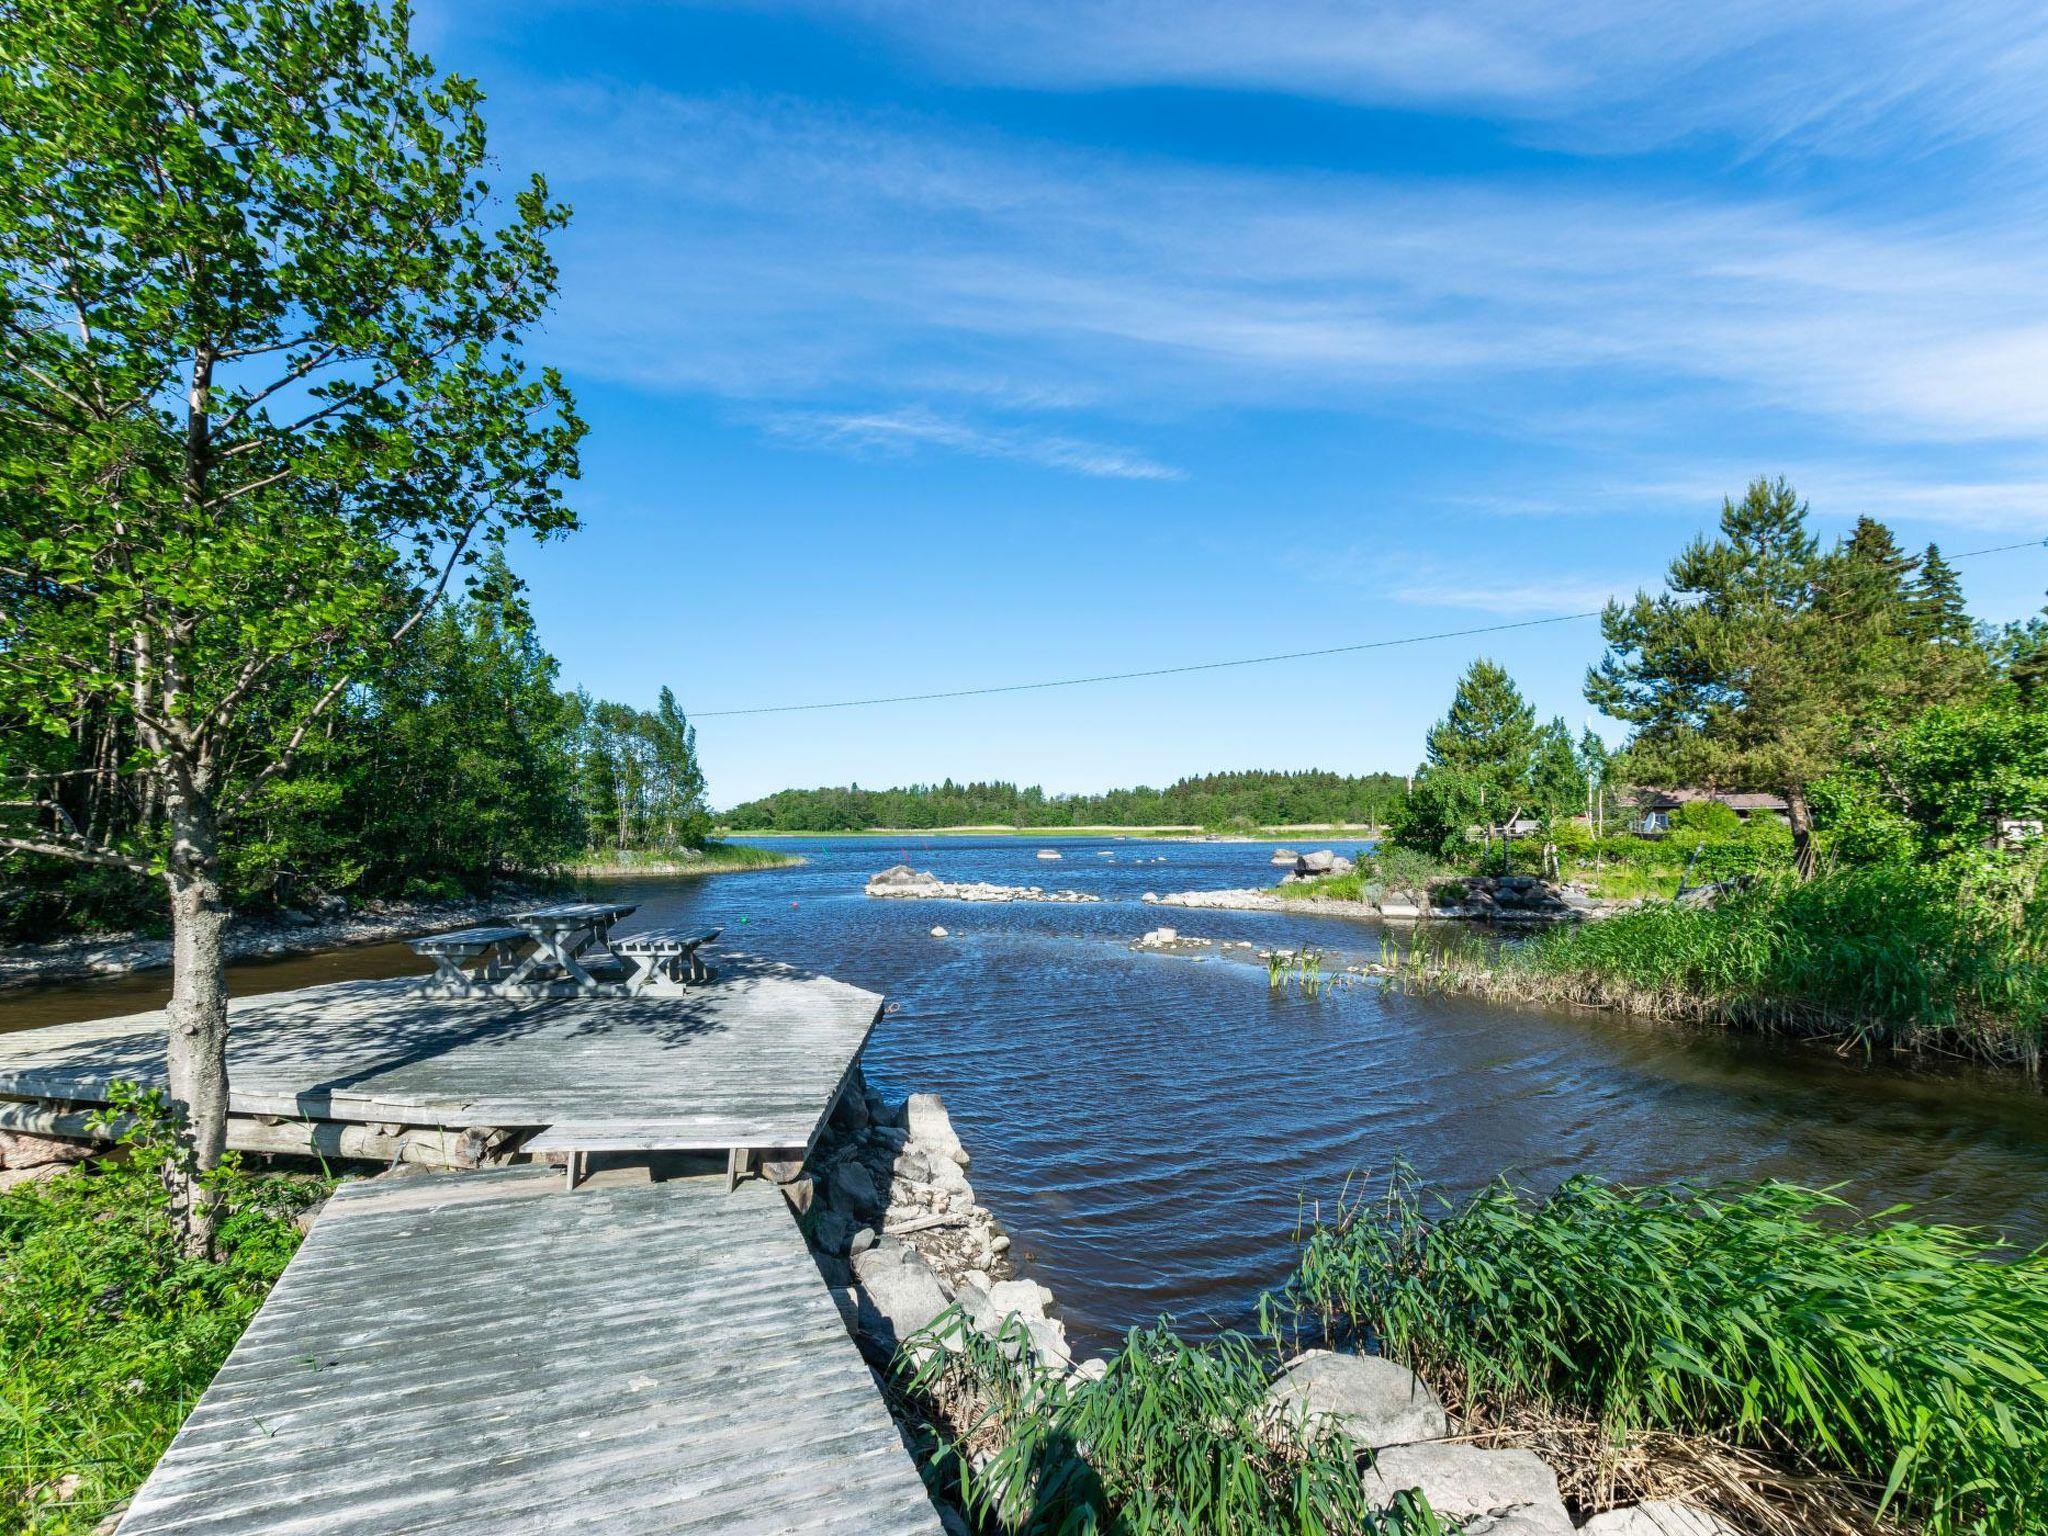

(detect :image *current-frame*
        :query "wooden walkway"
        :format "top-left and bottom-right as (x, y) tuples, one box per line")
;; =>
(0, 958), (881, 1156)
(115, 1167), (944, 1534)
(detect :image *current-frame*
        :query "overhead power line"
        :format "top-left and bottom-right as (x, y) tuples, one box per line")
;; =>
(694, 534), (2048, 719)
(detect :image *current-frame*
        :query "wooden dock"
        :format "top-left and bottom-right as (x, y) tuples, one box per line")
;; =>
(3, 954), (951, 1531)
(0, 956), (881, 1165)
(115, 1167), (945, 1535)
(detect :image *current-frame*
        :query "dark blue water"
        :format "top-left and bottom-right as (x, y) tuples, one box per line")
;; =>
(10, 834), (2047, 1351)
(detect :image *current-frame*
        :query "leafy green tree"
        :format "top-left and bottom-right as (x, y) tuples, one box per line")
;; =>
(0, 0), (582, 1249)
(1908, 544), (1973, 645)
(1529, 717), (1584, 826)
(1586, 480), (1983, 881)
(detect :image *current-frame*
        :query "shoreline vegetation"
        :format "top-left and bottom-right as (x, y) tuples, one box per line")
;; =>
(565, 841), (802, 877)
(722, 822), (1383, 840)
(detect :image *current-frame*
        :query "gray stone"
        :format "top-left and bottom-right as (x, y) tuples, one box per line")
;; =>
(808, 1207), (856, 1256)
(829, 1160), (881, 1215)
(1579, 1501), (1742, 1536)
(848, 1225), (880, 1256)
(1297, 850), (1337, 874)
(1364, 1444), (1570, 1534)
(906, 1092), (969, 1165)
(851, 1245), (953, 1350)
(1267, 1350), (1450, 1449)
(782, 1175), (818, 1216)
(829, 1086), (870, 1135)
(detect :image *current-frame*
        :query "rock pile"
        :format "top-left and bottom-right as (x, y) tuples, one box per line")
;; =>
(1283, 849), (1356, 882)
(1265, 1350), (1735, 1533)
(793, 1072), (1087, 1377)
(1427, 875), (1599, 923)
(866, 865), (1100, 904)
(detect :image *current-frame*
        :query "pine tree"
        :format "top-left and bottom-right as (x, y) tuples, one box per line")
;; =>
(1424, 659), (1537, 837)
(1909, 544), (1973, 645)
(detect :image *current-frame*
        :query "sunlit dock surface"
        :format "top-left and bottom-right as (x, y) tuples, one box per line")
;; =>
(0, 958), (880, 1158)
(115, 1167), (944, 1535)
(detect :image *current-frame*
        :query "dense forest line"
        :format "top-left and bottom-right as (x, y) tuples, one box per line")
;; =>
(720, 769), (1411, 832)
(2, 557), (711, 940)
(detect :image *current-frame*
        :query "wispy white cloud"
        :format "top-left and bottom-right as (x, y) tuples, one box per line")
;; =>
(761, 405), (1184, 480)
(739, 1), (2048, 168)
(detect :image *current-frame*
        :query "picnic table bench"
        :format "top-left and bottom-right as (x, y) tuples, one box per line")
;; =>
(409, 924), (530, 990)
(612, 926), (723, 994)
(501, 901), (638, 990)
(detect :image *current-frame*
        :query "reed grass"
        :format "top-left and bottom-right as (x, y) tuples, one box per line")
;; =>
(1399, 869), (2047, 1066)
(897, 1314), (1452, 1535)
(1284, 1171), (2048, 1536)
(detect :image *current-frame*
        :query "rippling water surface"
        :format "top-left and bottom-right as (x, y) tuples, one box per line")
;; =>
(6, 834), (2046, 1352)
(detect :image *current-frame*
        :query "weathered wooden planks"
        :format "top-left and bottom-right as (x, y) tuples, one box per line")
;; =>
(0, 958), (882, 1153)
(115, 1167), (946, 1535)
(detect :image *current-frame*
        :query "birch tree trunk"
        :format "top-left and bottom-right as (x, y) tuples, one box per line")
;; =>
(162, 770), (230, 1256)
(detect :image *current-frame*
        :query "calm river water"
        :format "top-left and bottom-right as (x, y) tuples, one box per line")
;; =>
(6, 835), (2046, 1351)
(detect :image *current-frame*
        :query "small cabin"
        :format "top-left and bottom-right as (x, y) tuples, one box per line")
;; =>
(1634, 788), (1790, 835)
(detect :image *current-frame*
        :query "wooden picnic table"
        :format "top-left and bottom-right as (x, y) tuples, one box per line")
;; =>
(612, 925), (722, 995)
(408, 924), (530, 990)
(502, 900), (638, 990)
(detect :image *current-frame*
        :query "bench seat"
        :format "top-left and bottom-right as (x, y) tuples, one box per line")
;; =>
(612, 925), (723, 955)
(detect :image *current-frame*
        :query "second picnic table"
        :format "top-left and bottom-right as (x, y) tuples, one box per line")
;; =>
(501, 901), (638, 989)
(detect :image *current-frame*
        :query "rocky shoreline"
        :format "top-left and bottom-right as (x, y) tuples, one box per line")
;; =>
(806, 1070), (1737, 1535)
(866, 864), (1100, 904)
(0, 896), (508, 993)
(790, 1068), (1089, 1380)
(1146, 873), (1609, 925)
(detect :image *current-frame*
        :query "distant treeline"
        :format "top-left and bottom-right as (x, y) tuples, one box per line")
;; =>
(721, 770), (1409, 832)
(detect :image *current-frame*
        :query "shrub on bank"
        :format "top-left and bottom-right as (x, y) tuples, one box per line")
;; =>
(1420, 867), (2046, 1063)
(1286, 1172), (2048, 1536)
(0, 1090), (327, 1533)
(898, 1317), (1451, 1535)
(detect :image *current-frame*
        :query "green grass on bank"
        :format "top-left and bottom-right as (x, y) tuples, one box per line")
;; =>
(1407, 867), (2047, 1064)
(899, 1318), (1451, 1536)
(564, 840), (801, 877)
(0, 1093), (328, 1535)
(1287, 1172), (2048, 1536)
(896, 1172), (2048, 1535)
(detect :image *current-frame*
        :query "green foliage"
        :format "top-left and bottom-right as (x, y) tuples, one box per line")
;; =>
(1287, 1171), (2048, 1536)
(0, 0), (585, 878)
(1667, 799), (1741, 837)
(572, 687), (712, 854)
(1501, 868), (2046, 1059)
(1586, 480), (1991, 874)
(723, 770), (1409, 832)
(898, 1315), (1450, 1536)
(0, 1086), (327, 1532)
(1422, 660), (1536, 828)
(1386, 772), (1477, 860)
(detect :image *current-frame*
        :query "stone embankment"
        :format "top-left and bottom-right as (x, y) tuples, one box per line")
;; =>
(799, 1090), (1736, 1533)
(0, 895), (509, 992)
(1264, 1350), (1738, 1534)
(790, 1070), (1089, 1378)
(866, 864), (1100, 904)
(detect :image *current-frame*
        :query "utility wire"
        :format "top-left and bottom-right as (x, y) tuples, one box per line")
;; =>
(694, 533), (2048, 719)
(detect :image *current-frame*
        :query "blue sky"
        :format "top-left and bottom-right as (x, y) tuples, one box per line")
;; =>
(418, 1), (2048, 807)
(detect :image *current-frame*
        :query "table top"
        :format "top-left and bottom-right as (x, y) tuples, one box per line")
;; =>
(507, 901), (638, 926)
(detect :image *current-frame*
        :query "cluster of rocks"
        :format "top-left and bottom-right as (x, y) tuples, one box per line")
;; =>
(1131, 927), (1257, 959)
(866, 865), (1100, 904)
(1427, 875), (1601, 924)
(790, 1072), (1088, 1378)
(1279, 849), (1356, 882)
(1266, 1350), (1738, 1535)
